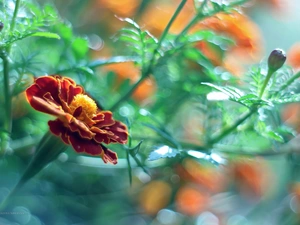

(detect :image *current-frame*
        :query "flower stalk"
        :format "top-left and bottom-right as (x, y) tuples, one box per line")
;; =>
(0, 131), (68, 210)
(259, 49), (286, 98)
(0, 52), (12, 155)
(209, 107), (257, 145)
(0, 0), (22, 155)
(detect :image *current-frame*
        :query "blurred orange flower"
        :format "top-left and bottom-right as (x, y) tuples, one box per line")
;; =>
(175, 185), (209, 216)
(12, 74), (34, 118)
(231, 158), (271, 198)
(102, 62), (156, 103)
(176, 158), (224, 193)
(198, 12), (262, 60)
(26, 75), (128, 164)
(140, 0), (194, 36)
(290, 182), (300, 209)
(139, 180), (172, 215)
(254, 0), (288, 12)
(281, 103), (300, 133)
(12, 92), (29, 119)
(287, 43), (300, 71)
(96, 0), (141, 17)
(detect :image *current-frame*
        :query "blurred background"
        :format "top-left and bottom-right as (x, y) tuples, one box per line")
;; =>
(1, 0), (300, 225)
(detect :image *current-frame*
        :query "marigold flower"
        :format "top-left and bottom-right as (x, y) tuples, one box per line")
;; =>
(25, 75), (128, 164)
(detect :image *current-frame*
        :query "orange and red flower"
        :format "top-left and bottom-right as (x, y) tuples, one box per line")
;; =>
(25, 75), (128, 164)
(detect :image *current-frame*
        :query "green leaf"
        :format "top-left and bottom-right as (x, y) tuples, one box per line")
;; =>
(106, 71), (117, 88)
(148, 145), (180, 161)
(88, 56), (140, 68)
(126, 141), (143, 156)
(30, 32), (60, 39)
(55, 23), (73, 41)
(72, 38), (89, 58)
(202, 82), (243, 99)
(186, 30), (234, 47)
(116, 17), (157, 61)
(77, 67), (94, 76)
(141, 123), (181, 148)
(119, 79), (132, 93)
(272, 93), (300, 104)
(117, 17), (140, 29)
(237, 94), (272, 107)
(203, 83), (272, 107)
(265, 130), (284, 143)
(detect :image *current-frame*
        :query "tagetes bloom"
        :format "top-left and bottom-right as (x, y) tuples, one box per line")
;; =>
(26, 75), (128, 164)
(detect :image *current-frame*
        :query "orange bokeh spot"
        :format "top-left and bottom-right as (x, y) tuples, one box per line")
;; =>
(177, 158), (224, 193)
(197, 12), (262, 60)
(287, 43), (300, 71)
(175, 185), (209, 216)
(139, 180), (172, 215)
(96, 0), (141, 17)
(281, 103), (300, 133)
(140, 1), (194, 36)
(232, 158), (271, 198)
(290, 182), (300, 202)
(102, 62), (156, 103)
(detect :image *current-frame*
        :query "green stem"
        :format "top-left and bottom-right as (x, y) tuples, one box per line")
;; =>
(0, 0), (22, 155)
(276, 71), (300, 94)
(126, 131), (133, 186)
(0, 131), (67, 210)
(259, 69), (274, 98)
(209, 107), (257, 144)
(109, 76), (147, 112)
(126, 150), (132, 186)
(7, 0), (21, 53)
(0, 53), (12, 155)
(109, 0), (188, 111)
(10, 0), (21, 32)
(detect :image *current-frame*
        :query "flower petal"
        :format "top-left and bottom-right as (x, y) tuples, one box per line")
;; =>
(103, 121), (128, 144)
(26, 76), (60, 104)
(101, 145), (118, 165)
(48, 119), (70, 144)
(91, 127), (112, 144)
(58, 76), (83, 105)
(68, 119), (94, 139)
(69, 134), (102, 155)
(30, 96), (73, 123)
(93, 111), (115, 127)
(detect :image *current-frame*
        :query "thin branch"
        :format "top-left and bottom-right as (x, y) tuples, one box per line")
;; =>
(0, 53), (12, 155)
(109, 0), (188, 111)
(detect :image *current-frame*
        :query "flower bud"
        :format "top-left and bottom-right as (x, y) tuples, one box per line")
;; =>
(268, 49), (286, 72)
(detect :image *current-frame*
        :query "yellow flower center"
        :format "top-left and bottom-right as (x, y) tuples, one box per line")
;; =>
(69, 94), (97, 119)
